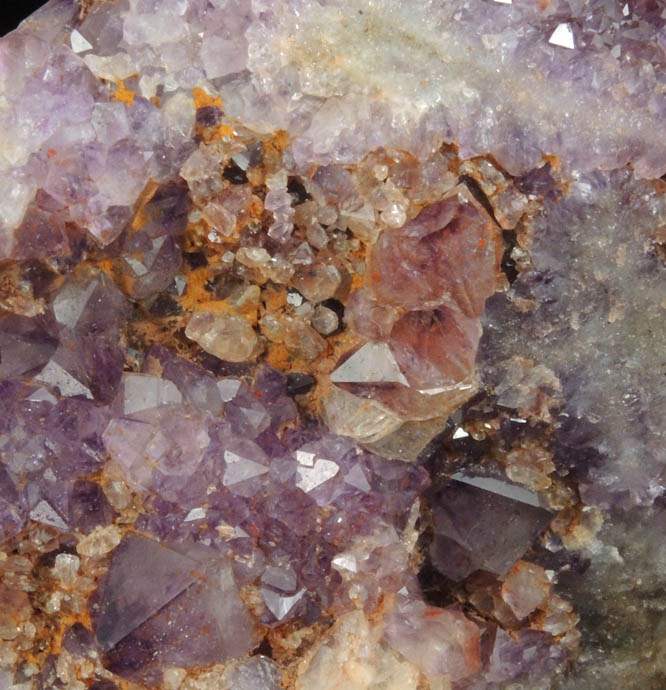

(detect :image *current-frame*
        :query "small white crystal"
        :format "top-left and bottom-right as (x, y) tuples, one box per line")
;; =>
(122, 374), (182, 415)
(237, 246), (271, 267)
(311, 305), (338, 336)
(186, 311), (258, 363)
(223, 450), (269, 486)
(30, 501), (68, 531)
(44, 469), (57, 482)
(76, 525), (122, 557)
(35, 361), (93, 399)
(332, 553), (358, 573)
(452, 427), (470, 439)
(52, 554), (80, 583)
(287, 291), (304, 307)
(373, 164), (389, 180)
(549, 23), (575, 50)
(70, 30), (93, 54)
(622, 3), (630, 16)
(419, 387), (449, 396)
(296, 450), (316, 467)
(84, 52), (136, 81)
(27, 388), (58, 405)
(330, 343), (408, 386)
(173, 275), (187, 295)
(261, 587), (306, 621)
(217, 378), (242, 401)
(184, 507), (206, 522)
(322, 387), (403, 444)
(296, 458), (339, 493)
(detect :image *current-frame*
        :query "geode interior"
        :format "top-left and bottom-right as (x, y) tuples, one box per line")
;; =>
(1, 1), (665, 689)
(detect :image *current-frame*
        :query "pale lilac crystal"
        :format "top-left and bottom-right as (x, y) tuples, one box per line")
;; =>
(120, 232), (182, 300)
(37, 330), (125, 403)
(254, 364), (287, 404)
(223, 393), (271, 439)
(144, 344), (223, 415)
(13, 205), (70, 260)
(262, 564), (298, 592)
(28, 477), (114, 535)
(467, 628), (566, 689)
(0, 389), (110, 487)
(103, 405), (210, 498)
(53, 272), (129, 335)
(223, 445), (270, 488)
(481, 170), (666, 507)
(384, 597), (481, 680)
(120, 373), (182, 415)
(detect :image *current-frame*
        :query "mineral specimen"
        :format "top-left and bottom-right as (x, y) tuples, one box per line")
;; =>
(0, 0), (664, 689)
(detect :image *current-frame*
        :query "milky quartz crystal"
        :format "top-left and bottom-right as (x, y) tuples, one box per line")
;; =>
(0, 1), (665, 689)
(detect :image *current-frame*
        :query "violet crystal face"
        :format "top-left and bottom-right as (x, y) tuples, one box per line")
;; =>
(0, 1), (665, 689)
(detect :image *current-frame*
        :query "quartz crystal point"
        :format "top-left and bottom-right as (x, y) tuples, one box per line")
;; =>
(430, 479), (553, 581)
(92, 535), (259, 684)
(327, 185), (500, 445)
(0, 0), (664, 689)
(91, 533), (207, 652)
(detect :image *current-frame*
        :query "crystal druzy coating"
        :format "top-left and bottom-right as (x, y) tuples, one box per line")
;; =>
(0, 1), (665, 689)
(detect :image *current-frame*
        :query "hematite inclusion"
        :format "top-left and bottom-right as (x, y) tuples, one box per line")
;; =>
(0, 1), (665, 689)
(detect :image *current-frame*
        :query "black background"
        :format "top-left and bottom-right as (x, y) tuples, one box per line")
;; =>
(1, 0), (51, 36)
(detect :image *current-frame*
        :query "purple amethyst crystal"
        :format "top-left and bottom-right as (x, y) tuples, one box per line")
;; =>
(0, 315), (57, 379)
(68, 480), (114, 533)
(430, 479), (553, 581)
(90, 533), (257, 682)
(62, 622), (96, 658)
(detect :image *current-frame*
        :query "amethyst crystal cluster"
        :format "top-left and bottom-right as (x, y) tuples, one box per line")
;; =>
(0, 1), (665, 689)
